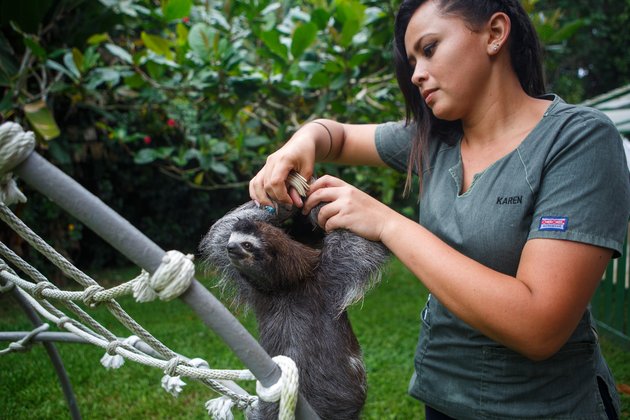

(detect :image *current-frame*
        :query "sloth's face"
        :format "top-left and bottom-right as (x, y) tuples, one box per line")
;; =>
(227, 226), (276, 291)
(227, 231), (264, 267)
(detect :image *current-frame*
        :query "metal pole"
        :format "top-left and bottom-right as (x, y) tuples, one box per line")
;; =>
(0, 331), (89, 344)
(14, 152), (319, 419)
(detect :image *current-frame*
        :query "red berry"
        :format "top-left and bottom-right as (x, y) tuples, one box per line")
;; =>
(143, 136), (152, 144)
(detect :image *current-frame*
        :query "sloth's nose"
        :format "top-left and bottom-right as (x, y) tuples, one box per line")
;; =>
(227, 242), (242, 257)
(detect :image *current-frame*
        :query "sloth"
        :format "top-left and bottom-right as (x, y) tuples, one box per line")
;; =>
(200, 201), (389, 420)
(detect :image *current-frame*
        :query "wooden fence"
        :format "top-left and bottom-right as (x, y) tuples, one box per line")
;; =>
(591, 228), (630, 348)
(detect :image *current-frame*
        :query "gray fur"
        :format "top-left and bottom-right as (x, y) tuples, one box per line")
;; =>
(200, 201), (390, 420)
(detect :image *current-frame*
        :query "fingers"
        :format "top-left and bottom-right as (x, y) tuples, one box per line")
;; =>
(288, 187), (304, 208)
(301, 175), (345, 215)
(249, 159), (312, 208)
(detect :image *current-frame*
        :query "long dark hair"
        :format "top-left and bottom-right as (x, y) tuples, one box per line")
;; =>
(393, 0), (546, 196)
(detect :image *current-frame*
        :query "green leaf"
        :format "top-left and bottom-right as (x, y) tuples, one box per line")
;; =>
(309, 70), (330, 88)
(134, 148), (159, 164)
(535, 23), (555, 43)
(335, 0), (366, 46)
(82, 46), (101, 70)
(176, 22), (189, 46)
(72, 48), (84, 73)
(134, 147), (174, 164)
(87, 33), (110, 45)
(549, 19), (584, 43)
(330, 74), (347, 90)
(193, 172), (204, 185)
(141, 32), (173, 60)
(63, 51), (80, 79)
(210, 161), (229, 175)
(105, 43), (133, 64)
(0, 92), (12, 113)
(291, 22), (317, 59)
(340, 19), (361, 47)
(46, 59), (79, 83)
(311, 8), (330, 30)
(145, 60), (165, 79)
(0, 33), (18, 83)
(123, 73), (144, 88)
(85, 67), (121, 90)
(260, 29), (288, 61)
(244, 136), (269, 148)
(210, 141), (229, 155)
(23, 100), (60, 141)
(348, 49), (371, 68)
(23, 36), (47, 59)
(162, 0), (192, 21)
(334, 0), (366, 24)
(188, 23), (214, 60)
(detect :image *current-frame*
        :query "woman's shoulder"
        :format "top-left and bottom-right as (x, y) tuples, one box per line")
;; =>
(543, 94), (616, 129)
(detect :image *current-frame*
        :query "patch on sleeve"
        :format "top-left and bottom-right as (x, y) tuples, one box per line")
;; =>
(538, 216), (569, 232)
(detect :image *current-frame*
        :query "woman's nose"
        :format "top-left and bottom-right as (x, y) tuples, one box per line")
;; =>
(411, 64), (428, 87)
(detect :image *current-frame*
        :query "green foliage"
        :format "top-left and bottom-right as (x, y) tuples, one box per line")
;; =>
(2, 0), (404, 193)
(0, 0), (621, 266)
(536, 0), (630, 102)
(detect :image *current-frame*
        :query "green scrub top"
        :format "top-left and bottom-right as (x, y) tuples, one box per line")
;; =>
(375, 95), (630, 419)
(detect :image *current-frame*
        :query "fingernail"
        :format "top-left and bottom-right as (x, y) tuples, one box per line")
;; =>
(254, 200), (261, 208)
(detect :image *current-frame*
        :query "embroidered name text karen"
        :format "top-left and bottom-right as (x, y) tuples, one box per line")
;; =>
(496, 195), (523, 205)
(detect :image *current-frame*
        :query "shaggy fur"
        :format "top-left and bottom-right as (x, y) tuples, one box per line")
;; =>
(199, 201), (389, 419)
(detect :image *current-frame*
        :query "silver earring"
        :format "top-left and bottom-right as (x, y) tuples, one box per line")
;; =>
(493, 43), (500, 51)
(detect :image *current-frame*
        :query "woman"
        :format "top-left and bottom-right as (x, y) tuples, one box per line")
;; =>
(249, 1), (630, 418)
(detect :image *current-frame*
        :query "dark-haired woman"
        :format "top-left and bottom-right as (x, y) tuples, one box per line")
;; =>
(249, 1), (629, 418)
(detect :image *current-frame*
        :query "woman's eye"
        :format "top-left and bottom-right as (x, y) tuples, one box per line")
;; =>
(423, 42), (437, 58)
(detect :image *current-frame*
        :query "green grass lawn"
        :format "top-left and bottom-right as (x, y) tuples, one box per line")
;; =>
(0, 259), (628, 419)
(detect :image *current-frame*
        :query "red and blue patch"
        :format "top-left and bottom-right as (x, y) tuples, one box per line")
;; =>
(539, 216), (569, 232)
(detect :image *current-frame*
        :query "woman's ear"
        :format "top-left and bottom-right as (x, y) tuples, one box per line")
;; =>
(486, 12), (511, 55)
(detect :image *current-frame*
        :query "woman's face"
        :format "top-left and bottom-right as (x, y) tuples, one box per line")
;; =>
(404, 1), (492, 121)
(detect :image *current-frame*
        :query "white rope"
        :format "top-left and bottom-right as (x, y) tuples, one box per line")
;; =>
(0, 323), (49, 355)
(256, 355), (299, 420)
(132, 251), (195, 302)
(0, 122), (35, 205)
(206, 396), (236, 420)
(0, 122), (35, 174)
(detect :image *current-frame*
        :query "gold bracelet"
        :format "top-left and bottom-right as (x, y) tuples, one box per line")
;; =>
(309, 121), (333, 160)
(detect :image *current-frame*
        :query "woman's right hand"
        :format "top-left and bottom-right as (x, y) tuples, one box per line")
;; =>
(249, 124), (321, 208)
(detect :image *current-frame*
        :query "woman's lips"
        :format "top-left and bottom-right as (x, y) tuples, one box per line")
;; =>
(423, 88), (437, 104)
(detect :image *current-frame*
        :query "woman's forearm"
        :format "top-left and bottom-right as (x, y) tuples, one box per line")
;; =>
(378, 210), (608, 360)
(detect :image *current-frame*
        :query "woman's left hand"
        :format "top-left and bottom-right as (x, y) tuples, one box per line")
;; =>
(302, 175), (397, 242)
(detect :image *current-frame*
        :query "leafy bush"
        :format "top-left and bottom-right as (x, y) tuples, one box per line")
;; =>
(0, 0), (587, 267)
(0, 0), (414, 267)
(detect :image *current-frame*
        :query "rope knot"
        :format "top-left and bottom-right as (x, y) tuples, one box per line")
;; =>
(100, 339), (125, 369)
(32, 281), (56, 300)
(161, 356), (187, 397)
(82, 284), (105, 307)
(255, 355), (299, 420)
(56, 316), (73, 329)
(106, 340), (121, 356)
(0, 122), (35, 205)
(132, 250), (194, 302)
(164, 356), (182, 377)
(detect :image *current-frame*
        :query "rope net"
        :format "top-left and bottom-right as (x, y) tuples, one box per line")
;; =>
(0, 122), (299, 420)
